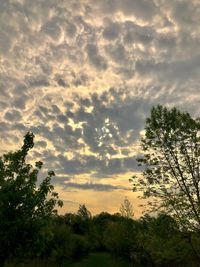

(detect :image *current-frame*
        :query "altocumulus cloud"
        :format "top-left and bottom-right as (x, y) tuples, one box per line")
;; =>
(1, 0), (200, 213)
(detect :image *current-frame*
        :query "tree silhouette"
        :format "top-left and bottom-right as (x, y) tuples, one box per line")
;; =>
(0, 132), (63, 265)
(120, 197), (134, 219)
(77, 204), (92, 220)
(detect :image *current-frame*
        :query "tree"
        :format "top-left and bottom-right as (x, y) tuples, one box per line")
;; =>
(120, 197), (134, 219)
(77, 204), (92, 221)
(0, 132), (63, 265)
(131, 105), (200, 230)
(71, 204), (92, 235)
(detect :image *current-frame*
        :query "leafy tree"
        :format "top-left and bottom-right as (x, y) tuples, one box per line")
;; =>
(120, 197), (134, 219)
(131, 105), (200, 230)
(0, 132), (63, 265)
(77, 204), (92, 221)
(137, 214), (194, 267)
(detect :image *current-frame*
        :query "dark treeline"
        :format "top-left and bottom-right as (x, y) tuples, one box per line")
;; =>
(5, 206), (200, 267)
(43, 206), (200, 267)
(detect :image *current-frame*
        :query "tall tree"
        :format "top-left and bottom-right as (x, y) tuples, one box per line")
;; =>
(131, 105), (200, 229)
(0, 132), (63, 265)
(77, 204), (92, 220)
(120, 197), (134, 219)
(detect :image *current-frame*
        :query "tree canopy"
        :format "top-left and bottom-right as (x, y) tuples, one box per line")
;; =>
(0, 132), (63, 265)
(131, 105), (200, 230)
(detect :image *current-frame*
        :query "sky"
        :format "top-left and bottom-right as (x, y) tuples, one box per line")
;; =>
(1, 0), (200, 217)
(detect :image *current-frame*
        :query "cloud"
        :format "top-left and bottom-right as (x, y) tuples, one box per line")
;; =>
(161, 0), (200, 29)
(40, 18), (62, 41)
(119, 0), (158, 21)
(57, 78), (68, 87)
(87, 44), (107, 70)
(96, 0), (158, 22)
(135, 55), (200, 82)
(4, 110), (22, 122)
(1, 0), (200, 214)
(60, 182), (129, 191)
(103, 21), (121, 40)
(28, 75), (50, 88)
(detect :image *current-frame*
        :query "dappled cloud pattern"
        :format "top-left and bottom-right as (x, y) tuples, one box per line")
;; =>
(1, 0), (200, 214)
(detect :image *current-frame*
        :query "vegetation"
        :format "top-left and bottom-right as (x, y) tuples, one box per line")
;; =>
(70, 252), (132, 267)
(1, 106), (200, 266)
(5, 210), (200, 267)
(131, 105), (200, 230)
(0, 132), (63, 266)
(120, 197), (134, 219)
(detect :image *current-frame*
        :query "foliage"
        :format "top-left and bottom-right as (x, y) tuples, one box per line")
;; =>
(77, 204), (92, 221)
(103, 220), (136, 261)
(5, 210), (200, 266)
(120, 197), (134, 218)
(50, 223), (89, 265)
(137, 214), (196, 267)
(131, 105), (200, 229)
(0, 132), (63, 265)
(70, 252), (132, 267)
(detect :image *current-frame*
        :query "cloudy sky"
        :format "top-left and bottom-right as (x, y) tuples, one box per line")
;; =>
(1, 0), (200, 216)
